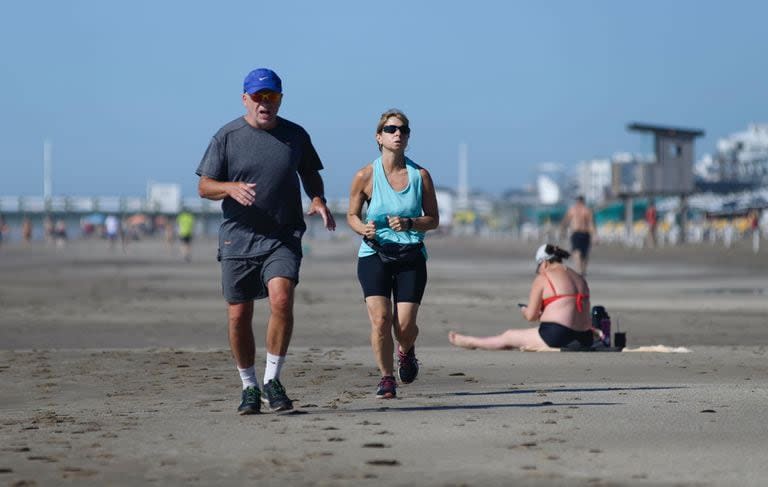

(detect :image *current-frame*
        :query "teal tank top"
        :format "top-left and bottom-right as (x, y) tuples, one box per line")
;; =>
(357, 156), (427, 259)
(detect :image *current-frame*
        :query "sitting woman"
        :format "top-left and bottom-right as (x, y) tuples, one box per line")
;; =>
(448, 244), (594, 351)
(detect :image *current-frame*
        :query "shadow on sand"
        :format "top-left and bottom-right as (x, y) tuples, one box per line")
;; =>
(445, 385), (686, 397)
(337, 401), (621, 413)
(299, 385), (685, 415)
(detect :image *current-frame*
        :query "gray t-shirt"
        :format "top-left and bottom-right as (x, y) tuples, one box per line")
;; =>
(196, 116), (323, 259)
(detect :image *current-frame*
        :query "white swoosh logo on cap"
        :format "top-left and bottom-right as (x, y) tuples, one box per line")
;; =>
(258, 77), (268, 80)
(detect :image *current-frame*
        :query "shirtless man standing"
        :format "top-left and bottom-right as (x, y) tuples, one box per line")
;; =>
(560, 196), (596, 276)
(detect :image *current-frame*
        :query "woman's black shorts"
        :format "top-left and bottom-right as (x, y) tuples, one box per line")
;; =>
(357, 253), (427, 304)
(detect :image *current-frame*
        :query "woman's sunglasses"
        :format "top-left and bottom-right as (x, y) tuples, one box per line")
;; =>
(248, 91), (282, 104)
(381, 125), (410, 135)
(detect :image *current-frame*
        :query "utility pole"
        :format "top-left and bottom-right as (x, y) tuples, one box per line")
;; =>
(458, 142), (468, 210)
(43, 139), (53, 203)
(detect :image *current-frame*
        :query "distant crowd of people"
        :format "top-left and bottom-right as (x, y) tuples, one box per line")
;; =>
(0, 210), (198, 259)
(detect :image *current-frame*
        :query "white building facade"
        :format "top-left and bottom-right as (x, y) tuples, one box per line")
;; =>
(577, 158), (612, 205)
(696, 123), (768, 184)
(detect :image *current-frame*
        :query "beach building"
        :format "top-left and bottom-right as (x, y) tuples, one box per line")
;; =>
(577, 158), (612, 205)
(695, 123), (768, 185)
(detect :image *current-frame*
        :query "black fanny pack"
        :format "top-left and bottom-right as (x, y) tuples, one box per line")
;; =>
(363, 238), (424, 264)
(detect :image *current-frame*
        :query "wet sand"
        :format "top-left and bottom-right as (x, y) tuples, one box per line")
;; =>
(1, 236), (766, 486)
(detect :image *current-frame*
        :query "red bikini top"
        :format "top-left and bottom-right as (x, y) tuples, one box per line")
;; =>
(540, 272), (589, 312)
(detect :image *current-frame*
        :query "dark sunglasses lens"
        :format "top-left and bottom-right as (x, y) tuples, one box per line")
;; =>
(382, 125), (410, 134)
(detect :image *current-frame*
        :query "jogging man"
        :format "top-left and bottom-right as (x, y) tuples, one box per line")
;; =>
(197, 68), (335, 414)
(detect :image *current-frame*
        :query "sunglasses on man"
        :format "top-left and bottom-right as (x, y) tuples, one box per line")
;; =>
(248, 91), (282, 104)
(381, 125), (411, 135)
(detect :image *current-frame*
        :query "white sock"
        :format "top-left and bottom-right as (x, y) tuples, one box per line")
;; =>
(263, 353), (285, 384)
(237, 366), (258, 390)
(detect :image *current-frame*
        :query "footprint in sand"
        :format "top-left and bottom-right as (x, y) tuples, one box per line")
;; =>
(1, 444), (29, 452)
(304, 452), (333, 459)
(366, 459), (400, 466)
(508, 442), (537, 450)
(27, 455), (58, 463)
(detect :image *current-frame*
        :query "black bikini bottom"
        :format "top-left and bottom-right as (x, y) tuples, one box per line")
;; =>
(539, 322), (593, 348)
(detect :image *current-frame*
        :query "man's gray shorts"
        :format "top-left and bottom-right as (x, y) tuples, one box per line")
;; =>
(221, 245), (301, 303)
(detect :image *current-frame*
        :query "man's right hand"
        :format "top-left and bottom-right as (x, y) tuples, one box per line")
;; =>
(227, 182), (257, 206)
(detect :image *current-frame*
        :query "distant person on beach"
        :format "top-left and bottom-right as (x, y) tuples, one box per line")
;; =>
(0, 214), (7, 247)
(347, 109), (439, 399)
(176, 209), (195, 262)
(749, 209), (760, 254)
(53, 219), (68, 248)
(104, 214), (120, 250)
(449, 244), (593, 351)
(197, 67), (335, 415)
(645, 200), (658, 248)
(43, 215), (54, 245)
(164, 217), (175, 249)
(21, 216), (33, 244)
(560, 195), (596, 275)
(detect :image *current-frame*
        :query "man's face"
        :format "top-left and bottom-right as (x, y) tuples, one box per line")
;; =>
(242, 90), (282, 129)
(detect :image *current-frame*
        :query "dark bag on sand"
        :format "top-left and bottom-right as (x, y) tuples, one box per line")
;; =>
(363, 238), (424, 264)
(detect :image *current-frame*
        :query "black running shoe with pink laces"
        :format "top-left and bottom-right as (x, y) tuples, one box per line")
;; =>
(376, 376), (397, 399)
(397, 346), (419, 384)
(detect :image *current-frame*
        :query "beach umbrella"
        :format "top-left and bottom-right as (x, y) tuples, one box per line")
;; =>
(83, 213), (106, 225)
(127, 214), (148, 226)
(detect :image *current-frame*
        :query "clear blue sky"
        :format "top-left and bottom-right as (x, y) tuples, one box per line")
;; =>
(1, 1), (766, 199)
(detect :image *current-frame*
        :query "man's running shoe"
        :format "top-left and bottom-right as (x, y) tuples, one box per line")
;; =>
(376, 375), (397, 399)
(397, 346), (419, 384)
(261, 379), (294, 412)
(238, 386), (261, 415)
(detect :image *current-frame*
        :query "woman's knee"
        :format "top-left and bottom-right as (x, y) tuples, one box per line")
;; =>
(369, 311), (391, 331)
(396, 319), (419, 337)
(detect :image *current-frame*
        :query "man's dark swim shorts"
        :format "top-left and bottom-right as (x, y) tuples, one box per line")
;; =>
(221, 245), (301, 302)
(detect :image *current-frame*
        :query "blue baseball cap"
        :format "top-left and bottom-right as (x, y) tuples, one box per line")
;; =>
(243, 68), (282, 94)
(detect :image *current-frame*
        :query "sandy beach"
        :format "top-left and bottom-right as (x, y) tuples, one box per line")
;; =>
(1, 236), (767, 486)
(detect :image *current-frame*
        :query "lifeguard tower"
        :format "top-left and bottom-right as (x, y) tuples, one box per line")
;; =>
(612, 123), (705, 242)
